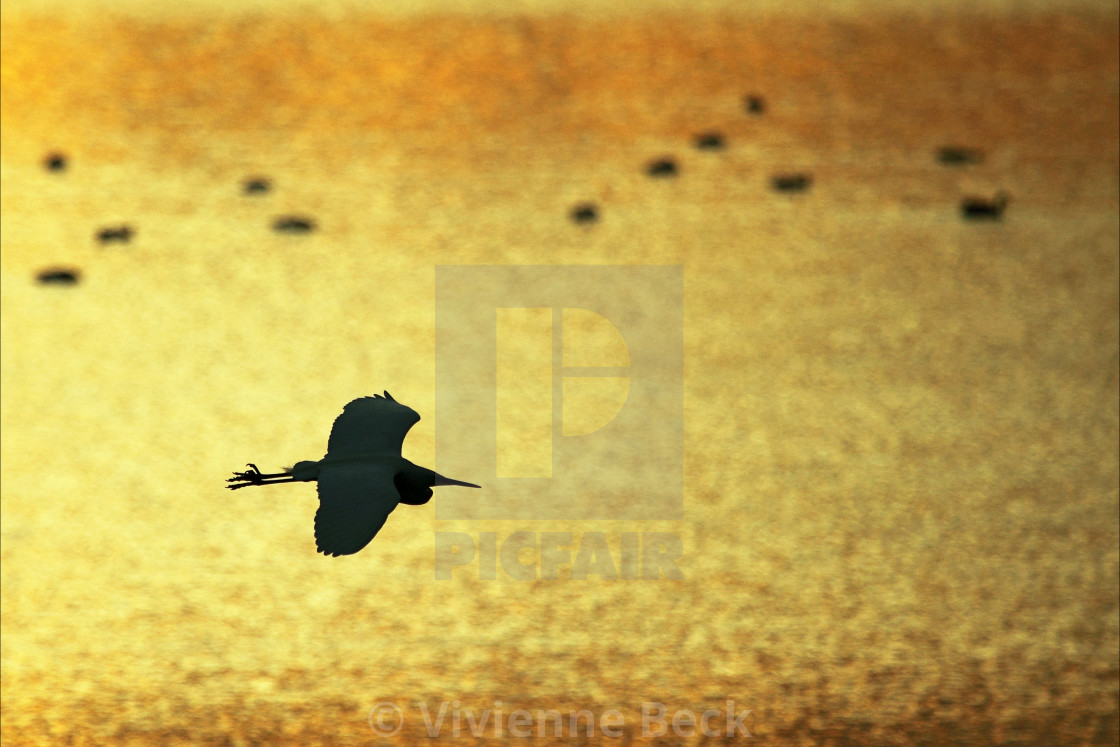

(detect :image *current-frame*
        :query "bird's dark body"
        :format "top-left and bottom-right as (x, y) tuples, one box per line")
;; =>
(227, 392), (479, 556)
(960, 192), (1009, 221)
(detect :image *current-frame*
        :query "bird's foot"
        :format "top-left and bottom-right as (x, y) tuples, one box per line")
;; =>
(227, 463), (264, 484)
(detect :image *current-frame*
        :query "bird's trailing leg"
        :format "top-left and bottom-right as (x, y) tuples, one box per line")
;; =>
(227, 463), (299, 490)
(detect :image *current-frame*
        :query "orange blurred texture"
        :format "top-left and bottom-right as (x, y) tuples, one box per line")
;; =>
(1, 2), (1118, 744)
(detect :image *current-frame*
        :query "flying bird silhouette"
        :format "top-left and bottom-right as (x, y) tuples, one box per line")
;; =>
(227, 392), (480, 556)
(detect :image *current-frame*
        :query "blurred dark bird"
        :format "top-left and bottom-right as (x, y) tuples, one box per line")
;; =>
(936, 146), (983, 165)
(646, 157), (679, 177)
(693, 132), (726, 150)
(36, 267), (81, 285)
(960, 192), (1009, 221)
(243, 177), (272, 195)
(272, 215), (316, 233)
(96, 225), (133, 244)
(228, 392), (480, 556)
(570, 202), (599, 224)
(44, 152), (68, 172)
(771, 173), (813, 193)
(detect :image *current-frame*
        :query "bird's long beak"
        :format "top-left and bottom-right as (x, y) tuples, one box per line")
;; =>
(433, 472), (481, 489)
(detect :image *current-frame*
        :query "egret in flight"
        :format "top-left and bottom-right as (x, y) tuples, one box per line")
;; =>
(227, 392), (480, 556)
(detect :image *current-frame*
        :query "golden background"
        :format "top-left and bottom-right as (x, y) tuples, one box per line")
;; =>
(1, 0), (1118, 743)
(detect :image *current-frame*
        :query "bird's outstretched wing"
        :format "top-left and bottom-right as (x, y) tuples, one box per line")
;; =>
(314, 461), (400, 557)
(326, 392), (420, 458)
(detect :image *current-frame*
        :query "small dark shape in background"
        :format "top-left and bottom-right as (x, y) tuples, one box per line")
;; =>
(646, 158), (679, 177)
(960, 192), (1009, 221)
(693, 132), (726, 151)
(243, 177), (272, 195)
(97, 225), (134, 244)
(44, 152), (68, 172)
(272, 216), (316, 233)
(937, 146), (984, 165)
(37, 268), (81, 285)
(745, 95), (766, 114)
(771, 174), (813, 193)
(570, 202), (599, 224)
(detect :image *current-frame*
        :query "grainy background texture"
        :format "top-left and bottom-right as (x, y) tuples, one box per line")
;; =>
(1, 0), (1118, 744)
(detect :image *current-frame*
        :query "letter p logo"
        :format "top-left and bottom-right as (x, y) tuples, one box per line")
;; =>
(435, 266), (682, 520)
